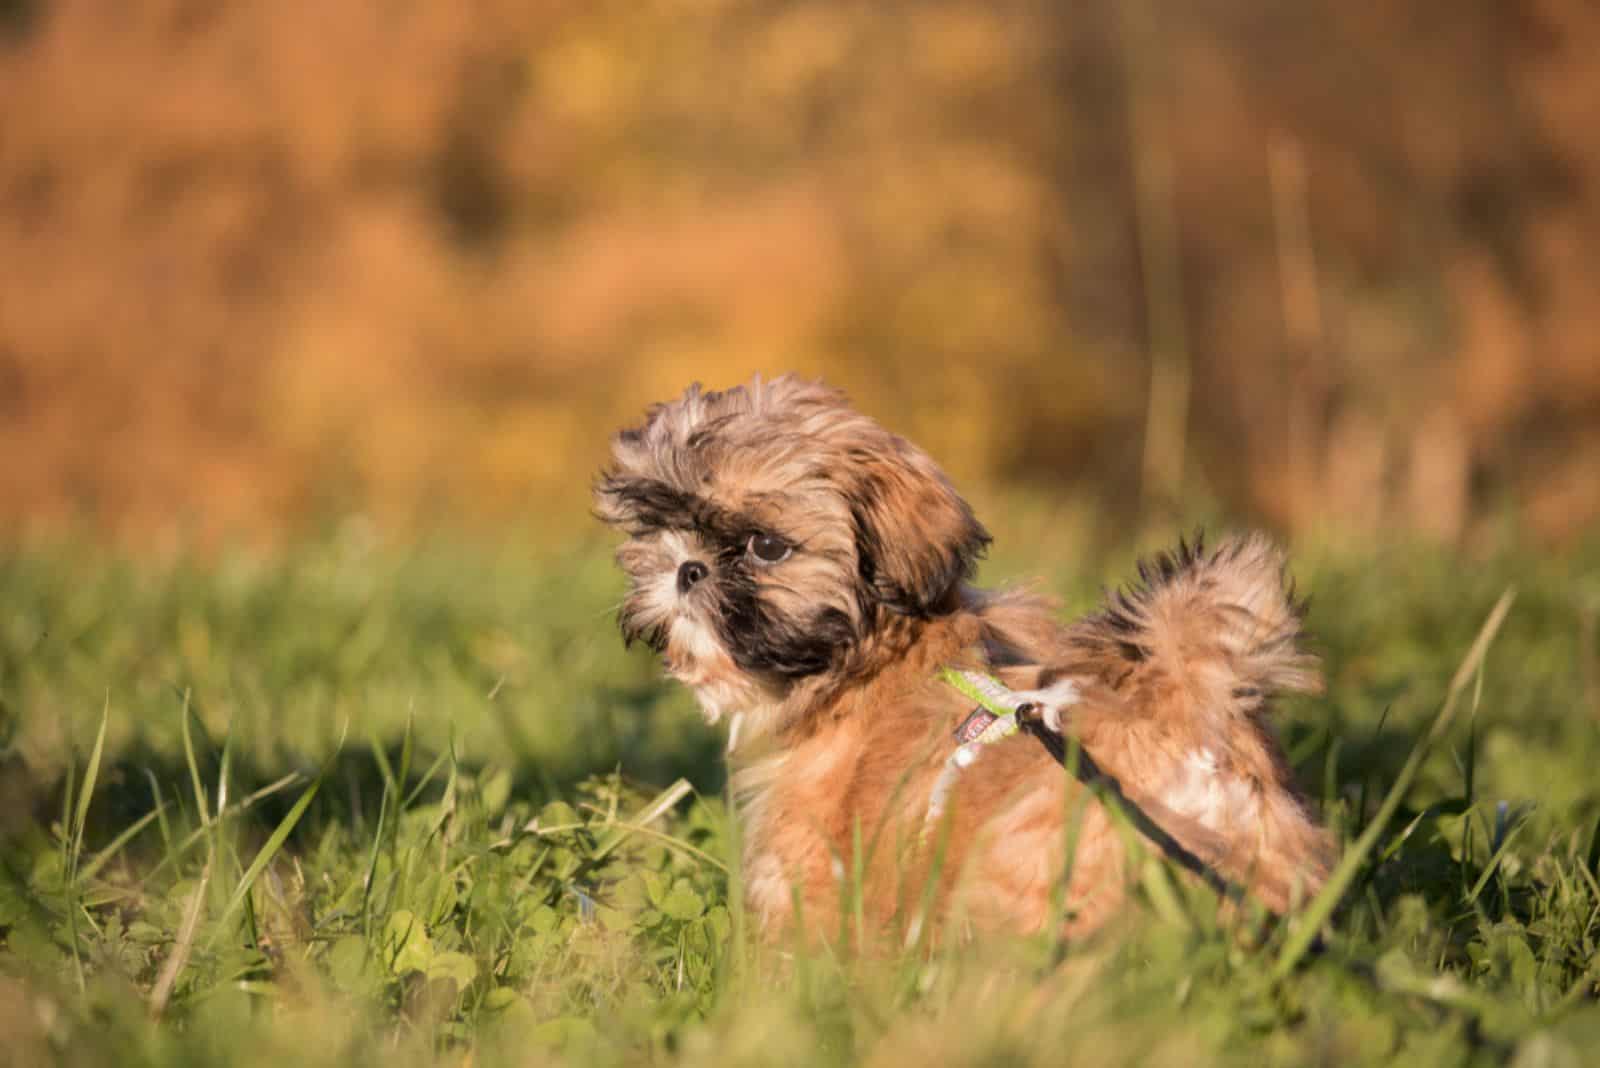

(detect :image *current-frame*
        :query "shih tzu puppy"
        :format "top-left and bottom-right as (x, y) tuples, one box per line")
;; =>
(594, 376), (1333, 942)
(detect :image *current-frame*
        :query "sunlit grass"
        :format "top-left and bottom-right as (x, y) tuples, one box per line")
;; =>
(2, 529), (1598, 1066)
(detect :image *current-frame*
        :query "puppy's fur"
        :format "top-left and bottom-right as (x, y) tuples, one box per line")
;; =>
(595, 376), (1333, 942)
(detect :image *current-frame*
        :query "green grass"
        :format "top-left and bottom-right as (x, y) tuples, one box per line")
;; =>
(2, 525), (1599, 1067)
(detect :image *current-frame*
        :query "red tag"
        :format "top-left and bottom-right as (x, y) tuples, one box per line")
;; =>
(953, 708), (998, 745)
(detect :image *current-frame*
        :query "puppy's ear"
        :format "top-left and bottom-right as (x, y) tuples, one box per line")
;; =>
(846, 440), (991, 615)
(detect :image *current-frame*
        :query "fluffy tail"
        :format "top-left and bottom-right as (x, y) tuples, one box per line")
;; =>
(1074, 531), (1320, 715)
(1064, 532), (1332, 911)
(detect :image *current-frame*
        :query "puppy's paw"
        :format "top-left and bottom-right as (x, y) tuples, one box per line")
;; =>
(1009, 677), (1083, 734)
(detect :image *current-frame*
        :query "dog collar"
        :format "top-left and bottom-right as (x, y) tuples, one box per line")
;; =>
(940, 668), (1025, 740)
(923, 669), (1033, 837)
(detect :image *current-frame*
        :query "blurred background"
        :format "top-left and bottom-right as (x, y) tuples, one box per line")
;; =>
(2, 0), (1598, 550)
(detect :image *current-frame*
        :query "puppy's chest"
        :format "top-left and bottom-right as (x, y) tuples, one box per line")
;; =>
(738, 717), (936, 923)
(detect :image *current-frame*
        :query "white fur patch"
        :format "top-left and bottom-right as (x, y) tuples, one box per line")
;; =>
(633, 531), (691, 622)
(1162, 747), (1258, 831)
(669, 614), (724, 666)
(1009, 677), (1083, 733)
(743, 852), (790, 927)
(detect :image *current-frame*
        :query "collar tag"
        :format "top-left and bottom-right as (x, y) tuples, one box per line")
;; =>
(953, 707), (999, 745)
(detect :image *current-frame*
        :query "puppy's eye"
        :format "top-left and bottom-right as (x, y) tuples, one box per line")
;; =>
(747, 532), (792, 564)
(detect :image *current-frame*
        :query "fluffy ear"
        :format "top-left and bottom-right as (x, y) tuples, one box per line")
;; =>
(846, 439), (991, 615)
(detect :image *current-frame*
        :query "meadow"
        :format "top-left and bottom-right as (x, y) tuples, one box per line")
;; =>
(2, 520), (1598, 1067)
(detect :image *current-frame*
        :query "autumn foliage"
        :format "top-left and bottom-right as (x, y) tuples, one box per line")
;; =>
(2, 0), (1597, 546)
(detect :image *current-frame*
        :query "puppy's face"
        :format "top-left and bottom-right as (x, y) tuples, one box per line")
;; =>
(594, 377), (990, 728)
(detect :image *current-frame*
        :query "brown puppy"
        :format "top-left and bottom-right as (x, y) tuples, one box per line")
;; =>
(595, 375), (1333, 943)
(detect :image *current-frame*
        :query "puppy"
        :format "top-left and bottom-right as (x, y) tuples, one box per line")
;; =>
(595, 376), (1333, 943)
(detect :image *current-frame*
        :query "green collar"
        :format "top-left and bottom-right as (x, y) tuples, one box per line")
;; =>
(938, 667), (1022, 717)
(938, 667), (1032, 745)
(924, 669), (1031, 837)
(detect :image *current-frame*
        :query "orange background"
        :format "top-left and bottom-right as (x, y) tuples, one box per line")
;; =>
(3, 0), (1597, 548)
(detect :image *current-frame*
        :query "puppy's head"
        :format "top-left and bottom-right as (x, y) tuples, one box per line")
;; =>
(594, 376), (990, 727)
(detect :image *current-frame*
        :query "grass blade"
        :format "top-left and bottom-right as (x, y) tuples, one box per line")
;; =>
(1273, 588), (1515, 980)
(70, 697), (109, 870)
(149, 861), (211, 1018)
(203, 774), (323, 951)
(145, 770), (176, 864)
(78, 804), (165, 885)
(402, 749), (451, 809)
(1467, 803), (1527, 905)
(138, 772), (303, 887)
(592, 778), (695, 863)
(59, 750), (76, 872)
(179, 689), (210, 826)
(361, 780), (391, 939)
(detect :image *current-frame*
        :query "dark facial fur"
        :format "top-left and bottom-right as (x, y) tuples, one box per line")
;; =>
(604, 475), (856, 677)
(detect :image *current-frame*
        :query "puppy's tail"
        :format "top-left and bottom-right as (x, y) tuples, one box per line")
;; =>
(1067, 532), (1331, 910)
(1077, 531), (1320, 719)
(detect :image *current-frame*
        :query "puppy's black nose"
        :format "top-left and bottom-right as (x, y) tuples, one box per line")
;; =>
(677, 560), (709, 593)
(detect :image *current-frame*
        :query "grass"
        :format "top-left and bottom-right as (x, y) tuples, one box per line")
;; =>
(2, 522), (1599, 1067)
